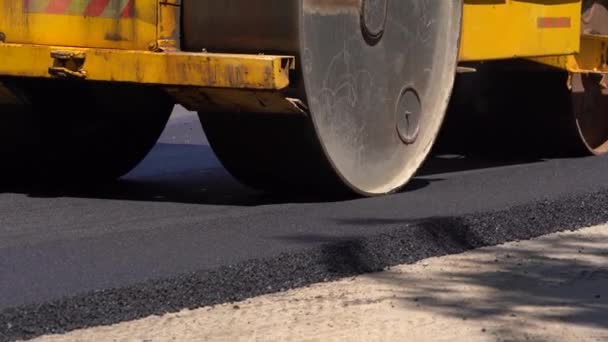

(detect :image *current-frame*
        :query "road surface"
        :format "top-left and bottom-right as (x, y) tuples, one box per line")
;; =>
(2, 106), (608, 341)
(33, 224), (608, 342)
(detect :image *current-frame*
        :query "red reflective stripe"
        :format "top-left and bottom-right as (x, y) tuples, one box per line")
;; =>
(45, 0), (71, 14)
(119, 0), (134, 18)
(538, 17), (571, 28)
(84, 0), (111, 16)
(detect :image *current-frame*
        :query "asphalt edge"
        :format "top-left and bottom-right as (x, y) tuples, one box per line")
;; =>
(2, 190), (608, 341)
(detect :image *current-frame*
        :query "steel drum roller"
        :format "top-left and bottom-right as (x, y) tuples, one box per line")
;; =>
(183, 0), (463, 195)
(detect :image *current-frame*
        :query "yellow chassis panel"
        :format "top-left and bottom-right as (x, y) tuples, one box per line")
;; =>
(460, 0), (581, 61)
(0, 1), (158, 51)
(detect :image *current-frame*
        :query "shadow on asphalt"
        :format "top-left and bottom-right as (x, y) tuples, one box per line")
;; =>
(273, 217), (608, 332)
(0, 142), (548, 206)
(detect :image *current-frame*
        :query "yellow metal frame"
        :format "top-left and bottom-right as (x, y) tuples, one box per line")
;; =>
(0, 0), (298, 91)
(0, 43), (294, 90)
(528, 34), (608, 74)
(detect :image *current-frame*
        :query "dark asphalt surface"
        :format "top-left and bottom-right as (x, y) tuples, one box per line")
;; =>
(2, 107), (608, 341)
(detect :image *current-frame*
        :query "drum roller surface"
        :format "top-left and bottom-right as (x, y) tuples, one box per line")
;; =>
(183, 0), (463, 195)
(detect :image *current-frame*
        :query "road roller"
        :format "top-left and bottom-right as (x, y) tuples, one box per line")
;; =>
(0, 0), (606, 196)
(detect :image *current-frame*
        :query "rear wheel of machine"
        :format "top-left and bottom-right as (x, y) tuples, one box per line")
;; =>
(0, 79), (174, 184)
(559, 72), (608, 156)
(441, 1), (608, 158)
(572, 0), (608, 155)
(195, 1), (463, 196)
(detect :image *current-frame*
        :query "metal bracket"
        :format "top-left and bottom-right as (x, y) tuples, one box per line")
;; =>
(154, 0), (181, 52)
(49, 50), (87, 79)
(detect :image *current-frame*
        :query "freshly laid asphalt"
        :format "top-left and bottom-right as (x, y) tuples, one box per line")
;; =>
(1, 107), (608, 341)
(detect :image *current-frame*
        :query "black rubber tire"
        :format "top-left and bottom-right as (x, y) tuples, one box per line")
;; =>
(0, 78), (174, 184)
(440, 66), (580, 158)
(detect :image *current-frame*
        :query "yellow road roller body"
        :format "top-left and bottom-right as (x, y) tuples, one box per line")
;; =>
(0, 1), (592, 86)
(0, 0), (606, 196)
